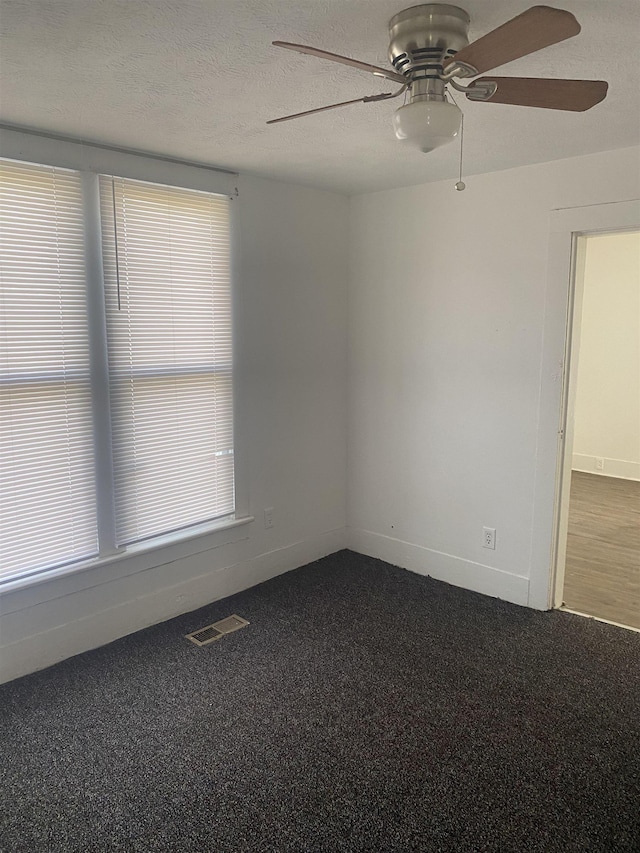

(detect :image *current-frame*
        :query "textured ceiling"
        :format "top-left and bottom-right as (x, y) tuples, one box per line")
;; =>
(1, 0), (639, 194)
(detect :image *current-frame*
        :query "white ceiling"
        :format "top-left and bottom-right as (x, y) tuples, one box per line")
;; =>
(1, 0), (639, 194)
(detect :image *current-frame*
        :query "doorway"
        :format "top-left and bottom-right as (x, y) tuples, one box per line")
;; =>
(557, 231), (640, 629)
(530, 199), (640, 615)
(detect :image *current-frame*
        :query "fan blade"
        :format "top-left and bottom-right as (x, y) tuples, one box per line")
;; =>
(273, 41), (406, 84)
(267, 98), (366, 124)
(267, 92), (394, 124)
(444, 6), (581, 75)
(467, 77), (608, 111)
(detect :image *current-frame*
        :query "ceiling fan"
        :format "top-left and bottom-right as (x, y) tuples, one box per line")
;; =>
(267, 4), (608, 154)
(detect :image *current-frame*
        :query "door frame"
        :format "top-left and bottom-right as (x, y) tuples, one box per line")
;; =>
(528, 198), (640, 611)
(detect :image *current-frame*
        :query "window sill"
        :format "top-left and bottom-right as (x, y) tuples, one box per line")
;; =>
(0, 514), (255, 597)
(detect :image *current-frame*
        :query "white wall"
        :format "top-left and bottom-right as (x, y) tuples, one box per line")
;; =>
(572, 231), (640, 480)
(0, 173), (349, 684)
(3, 142), (639, 684)
(347, 146), (640, 608)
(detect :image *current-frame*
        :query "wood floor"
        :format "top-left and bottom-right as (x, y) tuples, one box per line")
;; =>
(563, 471), (640, 629)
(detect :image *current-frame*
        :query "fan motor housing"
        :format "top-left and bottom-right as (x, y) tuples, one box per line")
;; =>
(388, 4), (470, 76)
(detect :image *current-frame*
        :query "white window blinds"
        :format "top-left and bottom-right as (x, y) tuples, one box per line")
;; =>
(99, 176), (234, 546)
(0, 160), (98, 578)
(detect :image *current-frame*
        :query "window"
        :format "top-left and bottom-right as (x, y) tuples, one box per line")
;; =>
(0, 161), (98, 575)
(100, 176), (234, 545)
(0, 160), (234, 582)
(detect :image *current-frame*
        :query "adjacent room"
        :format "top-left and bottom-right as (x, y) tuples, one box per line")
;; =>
(1, 1), (639, 850)
(560, 230), (640, 629)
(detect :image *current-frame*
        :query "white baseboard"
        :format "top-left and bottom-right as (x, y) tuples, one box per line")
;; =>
(572, 453), (640, 481)
(2, 524), (533, 685)
(0, 528), (345, 685)
(346, 527), (530, 607)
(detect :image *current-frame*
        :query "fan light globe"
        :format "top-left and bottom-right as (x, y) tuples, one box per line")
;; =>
(393, 99), (462, 153)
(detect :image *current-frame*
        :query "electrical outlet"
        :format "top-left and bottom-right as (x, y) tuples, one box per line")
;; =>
(595, 457), (604, 471)
(263, 507), (274, 529)
(483, 527), (496, 550)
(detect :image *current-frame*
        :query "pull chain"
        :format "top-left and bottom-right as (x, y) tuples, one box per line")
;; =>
(455, 113), (466, 191)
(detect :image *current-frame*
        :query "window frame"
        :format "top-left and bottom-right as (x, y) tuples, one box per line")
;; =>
(0, 130), (251, 589)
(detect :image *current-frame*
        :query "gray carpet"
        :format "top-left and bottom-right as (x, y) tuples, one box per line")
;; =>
(1, 550), (639, 852)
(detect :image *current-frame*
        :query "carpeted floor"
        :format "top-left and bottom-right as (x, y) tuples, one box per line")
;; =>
(1, 550), (639, 853)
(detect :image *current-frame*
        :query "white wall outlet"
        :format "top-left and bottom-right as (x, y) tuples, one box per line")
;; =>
(595, 457), (605, 471)
(483, 527), (496, 550)
(263, 507), (274, 529)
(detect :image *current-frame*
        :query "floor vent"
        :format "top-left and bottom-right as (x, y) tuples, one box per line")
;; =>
(186, 614), (250, 647)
